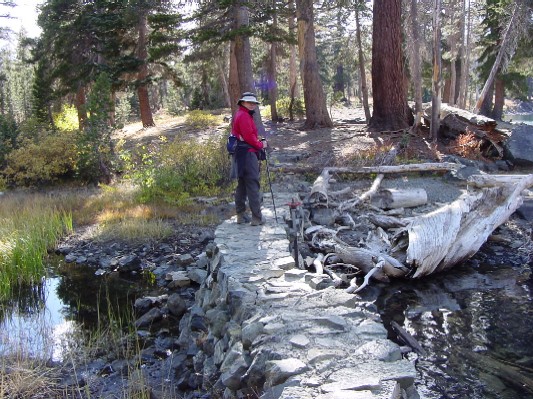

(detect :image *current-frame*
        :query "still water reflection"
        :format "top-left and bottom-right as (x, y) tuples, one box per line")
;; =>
(374, 260), (533, 399)
(0, 256), (155, 362)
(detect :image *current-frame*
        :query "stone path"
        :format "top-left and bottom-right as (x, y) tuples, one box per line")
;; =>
(192, 184), (420, 399)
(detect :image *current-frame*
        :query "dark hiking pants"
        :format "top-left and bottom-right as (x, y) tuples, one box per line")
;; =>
(235, 151), (262, 220)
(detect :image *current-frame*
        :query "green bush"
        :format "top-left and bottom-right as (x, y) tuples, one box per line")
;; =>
(3, 130), (79, 186)
(53, 104), (80, 131)
(184, 110), (221, 129)
(275, 97), (306, 119)
(123, 133), (232, 204)
(0, 115), (18, 165)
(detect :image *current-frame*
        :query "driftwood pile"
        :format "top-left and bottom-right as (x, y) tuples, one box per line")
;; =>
(292, 163), (533, 294)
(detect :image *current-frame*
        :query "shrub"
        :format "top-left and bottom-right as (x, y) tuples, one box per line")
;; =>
(275, 96), (306, 119)
(0, 115), (18, 164)
(184, 110), (221, 129)
(123, 133), (232, 204)
(3, 130), (79, 186)
(53, 104), (79, 131)
(77, 73), (115, 183)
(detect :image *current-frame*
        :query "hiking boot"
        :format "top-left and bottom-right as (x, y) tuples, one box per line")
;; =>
(250, 216), (265, 226)
(236, 213), (251, 224)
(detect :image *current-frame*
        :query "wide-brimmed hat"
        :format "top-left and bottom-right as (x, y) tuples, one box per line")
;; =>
(237, 92), (260, 105)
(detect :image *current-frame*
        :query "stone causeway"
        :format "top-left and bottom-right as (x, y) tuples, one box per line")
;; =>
(180, 185), (420, 399)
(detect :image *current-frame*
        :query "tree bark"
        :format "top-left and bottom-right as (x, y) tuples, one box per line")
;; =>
(75, 84), (87, 129)
(232, 2), (265, 135)
(355, 6), (371, 123)
(368, 0), (412, 131)
(136, 10), (155, 128)
(268, 2), (279, 122)
(430, 0), (442, 141)
(492, 77), (505, 120)
(409, 0), (423, 126)
(457, 0), (469, 109)
(288, 0), (299, 121)
(296, 0), (333, 129)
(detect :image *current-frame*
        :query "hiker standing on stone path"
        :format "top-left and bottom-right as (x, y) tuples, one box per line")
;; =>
(230, 92), (268, 226)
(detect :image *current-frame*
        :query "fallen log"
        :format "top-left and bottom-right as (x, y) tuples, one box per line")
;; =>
(370, 188), (428, 209)
(405, 174), (533, 277)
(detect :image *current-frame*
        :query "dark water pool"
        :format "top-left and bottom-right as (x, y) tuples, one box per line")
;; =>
(372, 258), (533, 399)
(0, 256), (155, 361)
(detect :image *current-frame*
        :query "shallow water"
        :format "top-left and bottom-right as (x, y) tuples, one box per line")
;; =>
(372, 259), (533, 399)
(504, 113), (533, 125)
(0, 256), (154, 362)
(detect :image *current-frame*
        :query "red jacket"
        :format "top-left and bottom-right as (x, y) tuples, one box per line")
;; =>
(231, 105), (264, 152)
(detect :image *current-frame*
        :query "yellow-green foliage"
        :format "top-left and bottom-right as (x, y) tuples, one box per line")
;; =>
(53, 104), (80, 131)
(156, 133), (231, 199)
(184, 110), (221, 129)
(0, 194), (72, 300)
(3, 130), (79, 186)
(276, 97), (306, 119)
(124, 133), (232, 204)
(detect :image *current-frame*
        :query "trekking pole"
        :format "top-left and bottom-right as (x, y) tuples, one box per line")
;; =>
(261, 142), (278, 223)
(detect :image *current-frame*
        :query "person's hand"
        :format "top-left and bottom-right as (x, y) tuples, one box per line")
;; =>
(261, 138), (268, 149)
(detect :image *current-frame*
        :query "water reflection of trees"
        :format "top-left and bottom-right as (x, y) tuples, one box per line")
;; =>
(54, 263), (153, 330)
(0, 282), (46, 325)
(377, 263), (533, 399)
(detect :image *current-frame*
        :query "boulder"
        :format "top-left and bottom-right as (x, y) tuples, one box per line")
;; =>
(503, 124), (533, 166)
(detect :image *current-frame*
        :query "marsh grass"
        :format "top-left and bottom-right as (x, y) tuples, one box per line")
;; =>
(0, 195), (73, 299)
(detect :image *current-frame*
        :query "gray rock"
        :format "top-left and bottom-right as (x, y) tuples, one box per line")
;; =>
(265, 358), (308, 387)
(177, 253), (195, 266)
(135, 307), (163, 328)
(242, 322), (265, 349)
(188, 268), (208, 284)
(504, 124), (533, 165)
(117, 254), (141, 272)
(167, 293), (187, 317)
(353, 339), (402, 362)
(206, 308), (230, 338)
(220, 342), (244, 371)
(220, 356), (249, 390)
(289, 334), (310, 348)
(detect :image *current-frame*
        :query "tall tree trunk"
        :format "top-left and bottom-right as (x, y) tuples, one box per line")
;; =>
(232, 2), (265, 135)
(288, 0), (299, 121)
(75, 84), (87, 128)
(479, 81), (494, 117)
(296, 0), (333, 129)
(369, 0), (412, 131)
(409, 0), (423, 126)
(430, 0), (443, 141)
(268, 3), (279, 122)
(228, 41), (241, 116)
(449, 58), (457, 104)
(492, 77), (505, 120)
(217, 47), (231, 108)
(136, 10), (155, 128)
(268, 41), (279, 122)
(458, 0), (468, 109)
(355, 7), (371, 122)
(333, 10), (345, 97)
(474, 2), (520, 114)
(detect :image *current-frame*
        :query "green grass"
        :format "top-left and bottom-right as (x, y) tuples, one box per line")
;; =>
(0, 197), (72, 300)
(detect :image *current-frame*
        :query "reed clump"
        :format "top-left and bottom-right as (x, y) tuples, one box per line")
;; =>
(0, 194), (73, 300)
